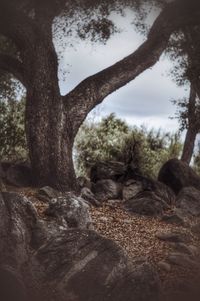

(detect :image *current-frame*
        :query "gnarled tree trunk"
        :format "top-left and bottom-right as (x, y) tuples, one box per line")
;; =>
(23, 31), (78, 191)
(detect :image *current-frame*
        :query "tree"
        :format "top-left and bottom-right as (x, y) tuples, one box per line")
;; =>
(1, 0), (200, 191)
(180, 85), (200, 164)
(169, 25), (200, 164)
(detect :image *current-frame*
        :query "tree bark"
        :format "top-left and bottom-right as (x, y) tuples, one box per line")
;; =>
(181, 85), (197, 164)
(181, 127), (197, 164)
(24, 36), (77, 191)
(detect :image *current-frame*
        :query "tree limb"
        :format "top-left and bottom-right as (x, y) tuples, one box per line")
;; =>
(0, 54), (27, 88)
(65, 1), (200, 136)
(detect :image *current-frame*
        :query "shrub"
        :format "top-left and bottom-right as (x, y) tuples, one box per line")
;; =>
(0, 97), (27, 161)
(74, 114), (182, 179)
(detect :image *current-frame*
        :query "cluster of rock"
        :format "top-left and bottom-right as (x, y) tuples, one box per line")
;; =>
(76, 159), (200, 223)
(0, 164), (161, 301)
(1, 158), (200, 300)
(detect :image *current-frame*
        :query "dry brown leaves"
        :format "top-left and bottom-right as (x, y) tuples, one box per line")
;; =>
(90, 201), (200, 292)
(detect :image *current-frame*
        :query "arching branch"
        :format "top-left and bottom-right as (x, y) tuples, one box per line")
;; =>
(0, 54), (27, 88)
(64, 1), (200, 136)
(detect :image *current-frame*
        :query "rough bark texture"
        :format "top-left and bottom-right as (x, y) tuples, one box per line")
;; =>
(1, 1), (200, 190)
(0, 191), (161, 301)
(181, 127), (197, 164)
(181, 85), (197, 164)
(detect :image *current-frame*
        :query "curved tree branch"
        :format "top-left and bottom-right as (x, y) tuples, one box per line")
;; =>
(65, 1), (200, 136)
(0, 54), (27, 88)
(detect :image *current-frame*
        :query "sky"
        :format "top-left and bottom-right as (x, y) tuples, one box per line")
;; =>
(58, 10), (188, 133)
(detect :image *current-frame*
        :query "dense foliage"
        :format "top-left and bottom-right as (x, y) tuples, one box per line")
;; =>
(0, 97), (27, 161)
(74, 114), (182, 178)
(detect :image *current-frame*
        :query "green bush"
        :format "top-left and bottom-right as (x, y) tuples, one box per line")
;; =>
(74, 113), (129, 175)
(74, 114), (182, 179)
(0, 97), (27, 161)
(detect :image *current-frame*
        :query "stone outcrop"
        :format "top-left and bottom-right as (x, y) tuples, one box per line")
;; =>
(158, 159), (200, 194)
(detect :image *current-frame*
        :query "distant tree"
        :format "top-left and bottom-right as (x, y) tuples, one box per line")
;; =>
(170, 26), (200, 164)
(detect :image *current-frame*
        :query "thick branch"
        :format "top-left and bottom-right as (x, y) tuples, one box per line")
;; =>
(0, 54), (27, 88)
(65, 1), (200, 135)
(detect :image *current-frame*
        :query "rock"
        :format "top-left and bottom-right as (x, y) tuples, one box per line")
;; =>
(0, 192), (161, 301)
(90, 161), (126, 183)
(0, 266), (26, 301)
(168, 252), (197, 268)
(158, 158), (200, 194)
(77, 176), (92, 189)
(191, 222), (200, 237)
(158, 261), (171, 272)
(123, 179), (143, 201)
(161, 213), (185, 225)
(156, 231), (189, 243)
(92, 179), (122, 202)
(0, 179), (6, 191)
(35, 232), (161, 301)
(171, 243), (198, 257)
(45, 193), (93, 229)
(124, 191), (170, 216)
(123, 178), (175, 206)
(176, 187), (200, 216)
(0, 161), (33, 187)
(37, 186), (61, 202)
(153, 181), (175, 206)
(81, 187), (100, 207)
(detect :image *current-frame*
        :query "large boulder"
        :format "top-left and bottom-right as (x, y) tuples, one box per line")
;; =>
(90, 161), (126, 183)
(0, 161), (33, 187)
(0, 191), (161, 301)
(77, 176), (92, 190)
(37, 186), (61, 201)
(124, 190), (170, 216)
(45, 193), (93, 229)
(123, 179), (143, 201)
(158, 159), (200, 194)
(123, 178), (175, 206)
(92, 179), (122, 202)
(176, 187), (200, 217)
(81, 187), (101, 207)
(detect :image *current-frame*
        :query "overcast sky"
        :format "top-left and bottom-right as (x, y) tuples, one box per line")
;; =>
(58, 11), (188, 132)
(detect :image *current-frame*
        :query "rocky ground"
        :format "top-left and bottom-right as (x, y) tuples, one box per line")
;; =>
(8, 185), (200, 299)
(90, 202), (200, 295)
(2, 158), (200, 300)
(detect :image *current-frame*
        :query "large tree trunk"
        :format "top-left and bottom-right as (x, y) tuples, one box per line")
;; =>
(181, 127), (197, 164)
(24, 37), (77, 192)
